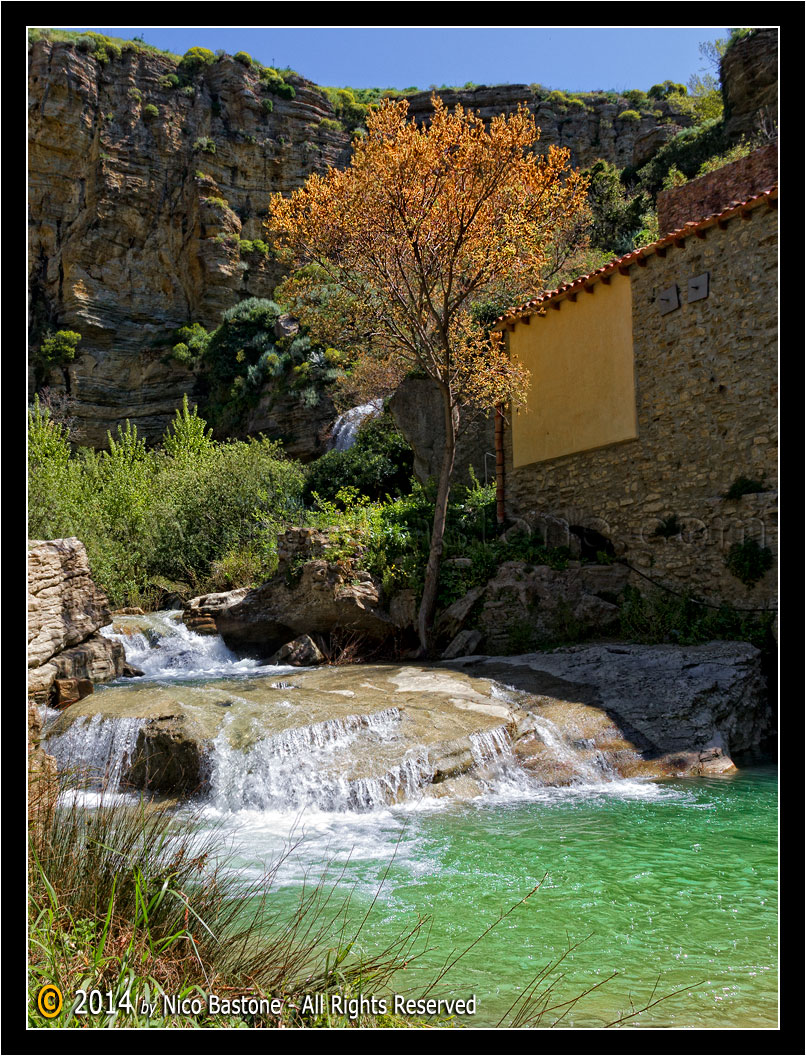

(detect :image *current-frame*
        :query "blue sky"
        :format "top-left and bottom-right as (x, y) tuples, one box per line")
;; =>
(53, 26), (734, 91)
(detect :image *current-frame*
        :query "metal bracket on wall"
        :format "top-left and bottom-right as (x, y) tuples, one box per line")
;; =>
(687, 272), (710, 302)
(657, 284), (680, 315)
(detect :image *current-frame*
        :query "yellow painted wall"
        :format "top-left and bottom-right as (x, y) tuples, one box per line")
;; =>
(510, 272), (637, 467)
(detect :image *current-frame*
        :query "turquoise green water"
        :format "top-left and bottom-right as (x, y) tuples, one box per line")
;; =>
(215, 766), (777, 1028)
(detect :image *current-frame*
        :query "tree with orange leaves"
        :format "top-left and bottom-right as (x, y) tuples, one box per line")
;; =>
(267, 96), (589, 653)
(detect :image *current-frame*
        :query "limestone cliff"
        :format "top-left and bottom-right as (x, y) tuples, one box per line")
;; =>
(28, 38), (692, 450)
(28, 39), (351, 448)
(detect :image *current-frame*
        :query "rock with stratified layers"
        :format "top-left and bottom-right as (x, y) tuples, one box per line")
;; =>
(28, 538), (129, 702)
(721, 29), (778, 140)
(444, 640), (770, 775)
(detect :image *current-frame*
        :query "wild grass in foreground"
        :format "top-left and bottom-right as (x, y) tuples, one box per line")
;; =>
(28, 772), (696, 1028)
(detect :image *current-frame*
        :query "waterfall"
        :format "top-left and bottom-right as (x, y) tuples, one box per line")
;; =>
(209, 708), (434, 813)
(46, 713), (145, 792)
(329, 399), (383, 452)
(101, 610), (275, 680)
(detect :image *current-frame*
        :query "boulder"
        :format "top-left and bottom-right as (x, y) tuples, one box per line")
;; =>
(441, 629), (484, 660)
(444, 640), (770, 774)
(213, 560), (396, 658)
(478, 561), (629, 653)
(28, 539), (128, 701)
(126, 714), (208, 795)
(28, 538), (112, 669)
(270, 635), (325, 666)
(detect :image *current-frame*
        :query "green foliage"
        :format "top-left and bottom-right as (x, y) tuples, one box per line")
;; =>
(319, 117), (344, 132)
(261, 69), (296, 99)
(238, 238), (270, 257)
(617, 110), (641, 122)
(629, 118), (728, 198)
(28, 401), (305, 604)
(261, 98), (274, 115)
(623, 89), (649, 109)
(661, 165), (688, 190)
(618, 584), (774, 648)
(142, 103), (159, 119)
(726, 28), (757, 50)
(724, 539), (774, 588)
(193, 136), (216, 154)
(696, 134), (767, 177)
(303, 413), (413, 506)
(159, 73), (180, 89)
(178, 46), (216, 77)
(648, 81), (687, 100)
(202, 196), (230, 210)
(234, 51), (253, 66)
(29, 28), (181, 62)
(37, 330), (81, 374)
(182, 85), (196, 98)
(723, 475), (767, 500)
(171, 322), (210, 365)
(128, 87), (142, 102)
(583, 160), (653, 256)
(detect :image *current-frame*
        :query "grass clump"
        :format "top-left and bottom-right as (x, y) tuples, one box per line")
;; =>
(723, 475), (768, 500)
(28, 780), (432, 1027)
(724, 539), (774, 588)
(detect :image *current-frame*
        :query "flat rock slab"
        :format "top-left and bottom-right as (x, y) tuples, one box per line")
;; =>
(442, 641), (770, 774)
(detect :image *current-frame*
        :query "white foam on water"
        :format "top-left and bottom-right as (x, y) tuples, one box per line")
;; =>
(45, 713), (145, 792)
(101, 610), (282, 681)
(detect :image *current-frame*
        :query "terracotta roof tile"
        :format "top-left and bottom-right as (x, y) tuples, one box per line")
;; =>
(492, 185), (778, 330)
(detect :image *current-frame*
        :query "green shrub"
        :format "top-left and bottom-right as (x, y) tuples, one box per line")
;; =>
(723, 475), (768, 500)
(617, 109), (641, 122)
(178, 46), (216, 77)
(27, 399), (305, 604)
(303, 413), (413, 506)
(648, 81), (687, 100)
(618, 584), (774, 647)
(629, 118), (728, 198)
(725, 539), (773, 587)
(38, 330), (82, 372)
(261, 98), (274, 114)
(159, 73), (180, 88)
(234, 51), (252, 66)
(193, 136), (216, 154)
(142, 103), (159, 119)
(319, 117), (344, 132)
(202, 196), (230, 209)
(182, 85), (196, 98)
(128, 87), (142, 102)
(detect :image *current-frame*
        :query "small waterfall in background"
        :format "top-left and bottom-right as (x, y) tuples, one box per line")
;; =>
(329, 398), (384, 452)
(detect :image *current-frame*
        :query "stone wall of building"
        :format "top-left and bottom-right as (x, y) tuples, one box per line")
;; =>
(503, 201), (777, 608)
(657, 144), (778, 236)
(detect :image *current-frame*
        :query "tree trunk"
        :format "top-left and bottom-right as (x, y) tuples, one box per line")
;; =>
(417, 385), (458, 655)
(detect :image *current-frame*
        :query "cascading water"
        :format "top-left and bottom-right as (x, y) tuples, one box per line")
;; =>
(46, 612), (656, 815)
(328, 399), (383, 452)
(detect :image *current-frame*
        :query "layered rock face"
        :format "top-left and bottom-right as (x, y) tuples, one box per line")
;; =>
(28, 39), (351, 446)
(27, 538), (130, 703)
(721, 29), (778, 140)
(404, 84), (691, 170)
(446, 640), (771, 775)
(28, 40), (688, 449)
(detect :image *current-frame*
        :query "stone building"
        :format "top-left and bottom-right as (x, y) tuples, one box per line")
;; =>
(493, 163), (778, 609)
